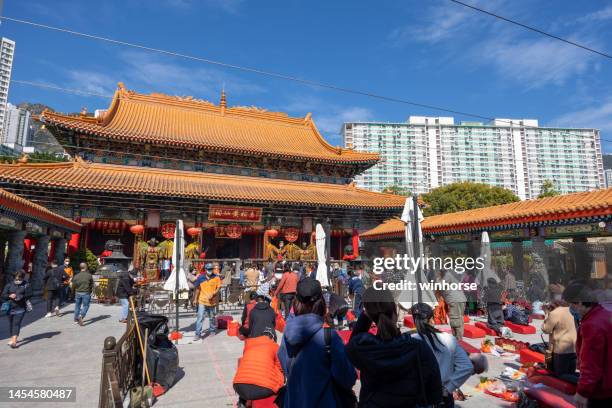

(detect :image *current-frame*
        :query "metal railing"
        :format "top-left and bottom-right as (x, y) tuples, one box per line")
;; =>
(98, 316), (138, 408)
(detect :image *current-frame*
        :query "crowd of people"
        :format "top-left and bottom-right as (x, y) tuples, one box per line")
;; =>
(2, 253), (610, 407)
(217, 261), (611, 408)
(1, 256), (96, 349)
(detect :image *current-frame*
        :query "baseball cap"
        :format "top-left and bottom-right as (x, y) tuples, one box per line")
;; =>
(205, 263), (213, 271)
(296, 277), (322, 302)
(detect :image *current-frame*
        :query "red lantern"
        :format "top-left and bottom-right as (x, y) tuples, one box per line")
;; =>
(130, 224), (145, 235)
(95, 221), (102, 230)
(284, 227), (300, 243)
(265, 229), (279, 238)
(187, 227), (202, 237)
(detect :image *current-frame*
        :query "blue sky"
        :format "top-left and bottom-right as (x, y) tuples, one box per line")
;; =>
(2, 0), (612, 152)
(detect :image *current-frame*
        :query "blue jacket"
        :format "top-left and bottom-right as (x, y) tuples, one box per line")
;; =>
(348, 276), (363, 296)
(278, 313), (356, 408)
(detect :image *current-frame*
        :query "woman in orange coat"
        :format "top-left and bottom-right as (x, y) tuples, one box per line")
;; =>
(233, 331), (284, 407)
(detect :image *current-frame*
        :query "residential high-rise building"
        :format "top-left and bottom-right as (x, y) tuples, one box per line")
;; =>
(343, 116), (604, 200)
(605, 168), (612, 188)
(0, 37), (15, 142)
(2, 103), (32, 151)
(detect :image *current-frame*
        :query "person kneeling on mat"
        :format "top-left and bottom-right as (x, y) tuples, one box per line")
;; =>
(232, 329), (284, 408)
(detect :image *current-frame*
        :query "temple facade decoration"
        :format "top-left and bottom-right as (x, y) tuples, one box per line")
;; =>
(0, 188), (81, 292)
(0, 84), (406, 272)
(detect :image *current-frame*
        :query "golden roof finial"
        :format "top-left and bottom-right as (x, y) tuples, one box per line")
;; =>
(220, 87), (227, 109)
(220, 87), (227, 115)
(17, 154), (29, 164)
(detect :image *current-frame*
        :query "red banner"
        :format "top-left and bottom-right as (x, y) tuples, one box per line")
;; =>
(208, 205), (262, 223)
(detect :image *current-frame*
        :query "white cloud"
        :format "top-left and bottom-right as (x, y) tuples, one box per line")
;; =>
(390, 0), (601, 88)
(155, 0), (243, 13)
(480, 35), (595, 87)
(551, 100), (612, 132)
(389, 4), (473, 45)
(64, 70), (116, 97)
(282, 96), (374, 144)
(576, 5), (612, 23)
(389, 0), (502, 46)
(121, 51), (265, 97)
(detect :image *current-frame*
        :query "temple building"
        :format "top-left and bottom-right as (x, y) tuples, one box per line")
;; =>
(0, 83), (404, 275)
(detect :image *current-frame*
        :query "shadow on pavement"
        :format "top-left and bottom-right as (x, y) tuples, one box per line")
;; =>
(17, 331), (61, 347)
(84, 314), (111, 326)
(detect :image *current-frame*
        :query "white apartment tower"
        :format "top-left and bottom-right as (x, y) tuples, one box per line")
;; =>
(343, 117), (604, 200)
(0, 37), (15, 143)
(2, 103), (32, 151)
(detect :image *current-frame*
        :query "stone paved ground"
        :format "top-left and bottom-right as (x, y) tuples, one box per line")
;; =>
(1, 300), (544, 408)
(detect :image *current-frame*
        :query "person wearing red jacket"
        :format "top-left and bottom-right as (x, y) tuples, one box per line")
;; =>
(274, 263), (299, 319)
(563, 282), (612, 408)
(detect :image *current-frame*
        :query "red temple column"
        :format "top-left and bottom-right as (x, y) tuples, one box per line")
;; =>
(23, 238), (33, 271)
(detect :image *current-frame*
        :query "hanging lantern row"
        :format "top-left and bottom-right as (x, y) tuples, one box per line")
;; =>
(89, 220), (128, 231)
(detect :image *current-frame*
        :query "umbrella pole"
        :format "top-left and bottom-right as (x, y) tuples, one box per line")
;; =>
(174, 220), (181, 345)
(413, 195), (422, 304)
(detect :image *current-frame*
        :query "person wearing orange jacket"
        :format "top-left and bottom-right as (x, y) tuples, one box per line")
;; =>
(233, 331), (284, 408)
(193, 263), (222, 339)
(274, 263), (299, 319)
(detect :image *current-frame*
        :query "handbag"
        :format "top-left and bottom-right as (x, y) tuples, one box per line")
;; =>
(324, 327), (357, 408)
(1, 301), (11, 315)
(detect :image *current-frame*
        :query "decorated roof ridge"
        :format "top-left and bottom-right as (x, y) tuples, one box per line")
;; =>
(3, 158), (397, 194)
(0, 160), (406, 209)
(361, 188), (612, 238)
(40, 83), (379, 164)
(0, 187), (81, 232)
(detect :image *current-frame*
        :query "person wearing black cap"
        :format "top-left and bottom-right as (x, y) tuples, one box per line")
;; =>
(345, 288), (442, 408)
(277, 277), (356, 408)
(411, 303), (473, 407)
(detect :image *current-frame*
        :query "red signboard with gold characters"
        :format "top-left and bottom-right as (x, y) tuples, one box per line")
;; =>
(208, 205), (262, 223)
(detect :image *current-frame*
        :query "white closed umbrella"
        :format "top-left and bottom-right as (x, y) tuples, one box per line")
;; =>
(399, 196), (437, 309)
(164, 219), (189, 292)
(475, 231), (499, 288)
(315, 223), (330, 287)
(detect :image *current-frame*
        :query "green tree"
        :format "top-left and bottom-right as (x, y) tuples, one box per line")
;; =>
(70, 248), (100, 273)
(28, 152), (68, 163)
(382, 184), (411, 196)
(422, 182), (519, 216)
(538, 180), (560, 199)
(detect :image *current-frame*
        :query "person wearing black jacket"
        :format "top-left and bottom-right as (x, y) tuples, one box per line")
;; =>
(43, 260), (68, 317)
(323, 289), (349, 328)
(116, 271), (136, 323)
(246, 296), (277, 340)
(346, 288), (443, 408)
(485, 278), (505, 335)
(2, 270), (32, 348)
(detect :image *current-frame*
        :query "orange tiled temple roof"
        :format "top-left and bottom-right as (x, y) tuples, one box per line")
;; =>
(40, 83), (379, 165)
(361, 188), (612, 239)
(0, 159), (405, 210)
(0, 188), (81, 232)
